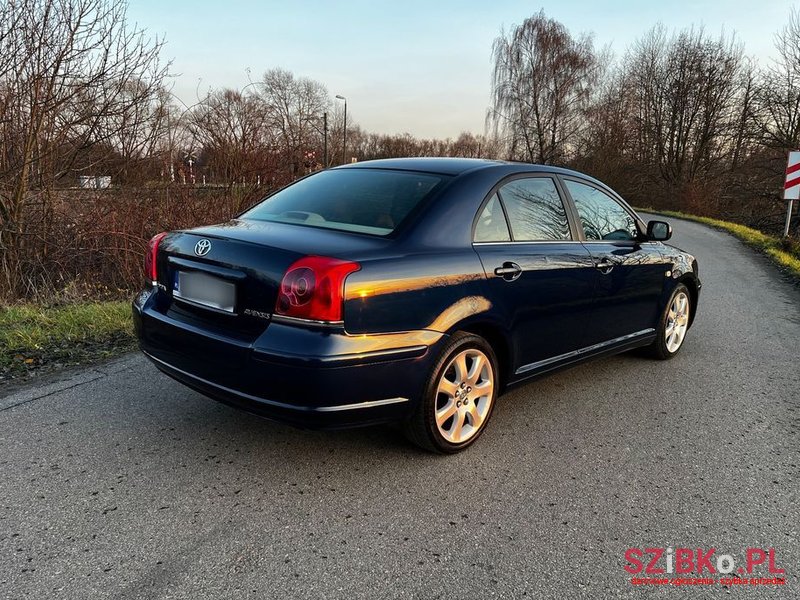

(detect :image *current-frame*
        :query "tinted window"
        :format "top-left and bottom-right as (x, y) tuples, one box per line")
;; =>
(565, 180), (638, 241)
(474, 194), (511, 242)
(498, 178), (571, 241)
(242, 169), (447, 236)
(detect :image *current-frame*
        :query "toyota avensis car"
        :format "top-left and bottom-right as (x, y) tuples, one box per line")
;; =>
(133, 158), (700, 453)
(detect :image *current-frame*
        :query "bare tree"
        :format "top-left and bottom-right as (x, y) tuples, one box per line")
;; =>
(488, 11), (597, 164)
(625, 26), (744, 185)
(188, 88), (273, 187)
(751, 9), (800, 232)
(0, 0), (167, 295)
(573, 64), (637, 193)
(258, 68), (329, 178)
(730, 58), (760, 171)
(758, 8), (800, 150)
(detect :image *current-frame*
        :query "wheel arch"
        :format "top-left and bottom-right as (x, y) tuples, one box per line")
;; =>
(676, 274), (699, 328)
(451, 320), (513, 392)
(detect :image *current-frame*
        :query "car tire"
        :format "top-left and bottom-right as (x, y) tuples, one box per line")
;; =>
(403, 332), (499, 453)
(647, 283), (692, 360)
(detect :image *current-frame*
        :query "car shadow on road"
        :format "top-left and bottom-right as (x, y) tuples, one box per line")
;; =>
(120, 338), (701, 484)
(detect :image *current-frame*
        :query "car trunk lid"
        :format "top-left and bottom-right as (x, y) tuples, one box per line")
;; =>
(153, 219), (389, 338)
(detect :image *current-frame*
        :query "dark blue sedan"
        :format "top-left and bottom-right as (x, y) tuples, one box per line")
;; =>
(133, 158), (700, 453)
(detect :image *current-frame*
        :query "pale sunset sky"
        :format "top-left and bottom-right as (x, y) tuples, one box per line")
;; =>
(127, 0), (795, 138)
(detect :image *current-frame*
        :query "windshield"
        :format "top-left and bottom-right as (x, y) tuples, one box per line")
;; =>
(241, 168), (449, 236)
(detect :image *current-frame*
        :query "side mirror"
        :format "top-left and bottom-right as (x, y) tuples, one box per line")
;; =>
(647, 220), (672, 241)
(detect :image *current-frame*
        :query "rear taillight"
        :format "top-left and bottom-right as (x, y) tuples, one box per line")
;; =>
(276, 256), (360, 322)
(145, 232), (168, 283)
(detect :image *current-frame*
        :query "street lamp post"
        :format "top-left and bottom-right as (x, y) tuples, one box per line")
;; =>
(335, 94), (347, 164)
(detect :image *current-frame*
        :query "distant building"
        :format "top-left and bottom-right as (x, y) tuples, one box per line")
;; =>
(78, 175), (111, 189)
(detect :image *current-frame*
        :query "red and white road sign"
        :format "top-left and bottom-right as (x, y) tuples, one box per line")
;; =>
(784, 151), (800, 200)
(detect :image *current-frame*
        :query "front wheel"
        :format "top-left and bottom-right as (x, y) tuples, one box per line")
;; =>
(647, 283), (692, 360)
(403, 332), (498, 453)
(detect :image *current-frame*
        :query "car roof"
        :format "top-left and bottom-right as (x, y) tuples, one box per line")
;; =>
(337, 157), (502, 176)
(337, 157), (603, 183)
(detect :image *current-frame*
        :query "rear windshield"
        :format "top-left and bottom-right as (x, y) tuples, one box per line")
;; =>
(241, 168), (449, 236)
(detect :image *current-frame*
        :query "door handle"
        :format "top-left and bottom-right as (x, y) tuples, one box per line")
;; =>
(595, 259), (615, 274)
(494, 262), (522, 281)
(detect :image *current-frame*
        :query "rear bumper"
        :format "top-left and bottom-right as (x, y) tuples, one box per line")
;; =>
(132, 290), (446, 429)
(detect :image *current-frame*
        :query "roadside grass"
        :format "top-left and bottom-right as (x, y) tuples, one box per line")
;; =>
(638, 208), (800, 282)
(0, 301), (135, 381)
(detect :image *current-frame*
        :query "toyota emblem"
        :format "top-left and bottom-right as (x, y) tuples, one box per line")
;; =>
(194, 239), (212, 256)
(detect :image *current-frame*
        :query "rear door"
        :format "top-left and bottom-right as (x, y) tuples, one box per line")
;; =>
(561, 177), (668, 345)
(472, 175), (596, 374)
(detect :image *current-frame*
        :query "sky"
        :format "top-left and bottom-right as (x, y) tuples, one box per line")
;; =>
(126, 0), (794, 139)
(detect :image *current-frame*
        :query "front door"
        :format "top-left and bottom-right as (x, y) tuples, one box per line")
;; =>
(472, 176), (597, 373)
(562, 178), (668, 346)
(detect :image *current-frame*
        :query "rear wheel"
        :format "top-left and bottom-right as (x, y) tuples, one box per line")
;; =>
(404, 332), (498, 453)
(647, 283), (691, 360)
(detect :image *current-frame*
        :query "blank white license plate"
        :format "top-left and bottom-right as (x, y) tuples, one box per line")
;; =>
(174, 271), (236, 313)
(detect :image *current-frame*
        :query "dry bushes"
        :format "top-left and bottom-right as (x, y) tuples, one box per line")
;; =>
(7, 186), (262, 302)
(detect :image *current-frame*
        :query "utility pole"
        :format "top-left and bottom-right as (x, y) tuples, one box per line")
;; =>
(323, 112), (328, 167)
(336, 95), (347, 164)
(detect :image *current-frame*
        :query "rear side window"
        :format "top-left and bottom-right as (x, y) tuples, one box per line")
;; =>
(474, 194), (511, 242)
(565, 180), (638, 241)
(242, 169), (448, 236)
(497, 177), (571, 241)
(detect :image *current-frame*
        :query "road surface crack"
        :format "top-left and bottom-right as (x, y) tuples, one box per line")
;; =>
(0, 372), (105, 412)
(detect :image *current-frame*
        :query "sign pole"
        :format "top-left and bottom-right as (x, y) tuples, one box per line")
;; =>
(784, 200), (794, 238)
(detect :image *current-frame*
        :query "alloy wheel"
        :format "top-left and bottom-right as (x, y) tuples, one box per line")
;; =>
(665, 291), (690, 353)
(434, 348), (495, 444)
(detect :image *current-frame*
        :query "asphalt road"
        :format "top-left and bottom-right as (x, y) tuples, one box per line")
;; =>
(1, 215), (798, 599)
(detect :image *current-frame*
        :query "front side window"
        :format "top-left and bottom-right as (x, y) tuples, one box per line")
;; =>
(242, 169), (448, 236)
(565, 180), (638, 241)
(497, 177), (571, 242)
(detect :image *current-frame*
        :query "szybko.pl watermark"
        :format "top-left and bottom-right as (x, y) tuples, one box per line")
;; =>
(624, 547), (786, 586)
